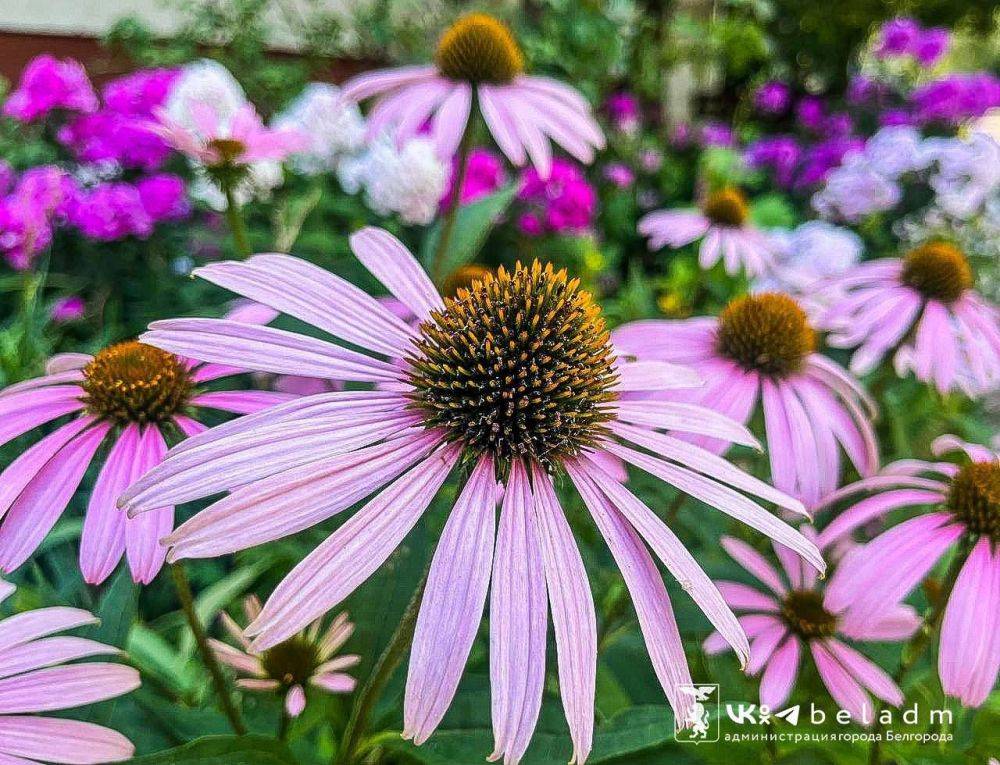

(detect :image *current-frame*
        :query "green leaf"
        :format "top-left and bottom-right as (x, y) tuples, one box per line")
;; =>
(87, 565), (139, 648)
(127, 735), (296, 764)
(420, 184), (518, 276)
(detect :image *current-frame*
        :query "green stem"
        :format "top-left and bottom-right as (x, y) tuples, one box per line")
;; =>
(335, 568), (429, 765)
(222, 183), (252, 259)
(170, 563), (247, 736)
(867, 534), (971, 765)
(277, 707), (291, 741)
(431, 120), (475, 284)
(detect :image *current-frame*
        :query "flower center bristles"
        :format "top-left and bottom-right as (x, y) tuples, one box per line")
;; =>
(435, 13), (524, 84)
(781, 590), (838, 639)
(407, 261), (619, 471)
(715, 293), (815, 377)
(81, 341), (194, 425)
(703, 187), (749, 227)
(261, 635), (321, 687)
(901, 242), (973, 304)
(442, 263), (492, 297)
(947, 461), (1000, 543)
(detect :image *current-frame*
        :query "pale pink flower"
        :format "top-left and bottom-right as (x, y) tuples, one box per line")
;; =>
(121, 227), (822, 764)
(818, 242), (1000, 395)
(0, 584), (140, 763)
(705, 532), (917, 720)
(818, 435), (1000, 707)
(614, 293), (879, 507)
(154, 101), (305, 169)
(342, 13), (604, 179)
(210, 596), (357, 717)
(0, 343), (292, 583)
(639, 187), (777, 276)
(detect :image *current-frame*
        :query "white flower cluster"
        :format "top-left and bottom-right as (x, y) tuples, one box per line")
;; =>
(166, 60), (282, 211)
(272, 83), (366, 176)
(756, 221), (864, 297)
(339, 135), (448, 225)
(812, 126), (1000, 224)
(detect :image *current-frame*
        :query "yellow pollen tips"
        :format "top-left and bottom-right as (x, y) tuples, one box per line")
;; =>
(407, 260), (619, 469)
(781, 590), (838, 639)
(435, 13), (524, 84)
(442, 263), (493, 297)
(703, 187), (749, 227)
(901, 241), (973, 304)
(947, 461), (1000, 543)
(81, 341), (194, 424)
(716, 292), (815, 377)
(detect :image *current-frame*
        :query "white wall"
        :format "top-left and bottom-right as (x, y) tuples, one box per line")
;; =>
(0, 0), (181, 36)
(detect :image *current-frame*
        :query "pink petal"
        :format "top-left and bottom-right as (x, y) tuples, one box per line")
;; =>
(404, 456), (497, 745)
(810, 640), (872, 723)
(348, 228), (443, 322)
(285, 685), (307, 717)
(124, 427), (172, 584)
(0, 664), (139, 714)
(825, 638), (902, 706)
(759, 636), (800, 709)
(0, 716), (134, 764)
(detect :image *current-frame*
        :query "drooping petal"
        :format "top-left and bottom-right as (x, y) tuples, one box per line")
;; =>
(246, 445), (460, 649)
(0, 664), (140, 714)
(349, 227), (443, 321)
(824, 639), (902, 706)
(124, 427), (172, 584)
(531, 466), (595, 765)
(0, 716), (134, 764)
(759, 636), (800, 710)
(810, 641), (873, 723)
(404, 456), (497, 745)
(489, 462), (546, 765)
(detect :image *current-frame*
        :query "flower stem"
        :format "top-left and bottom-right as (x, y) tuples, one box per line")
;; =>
(867, 534), (971, 765)
(277, 707), (291, 741)
(170, 563), (247, 736)
(222, 183), (252, 259)
(431, 121), (475, 285)
(335, 568), (429, 765)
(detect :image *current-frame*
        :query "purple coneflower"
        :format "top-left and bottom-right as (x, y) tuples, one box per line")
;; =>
(818, 241), (1000, 395)
(0, 344), (291, 583)
(819, 434), (1000, 707)
(614, 293), (879, 506)
(704, 533), (917, 719)
(211, 596), (358, 718)
(0, 583), (140, 763)
(638, 187), (777, 276)
(121, 227), (822, 764)
(342, 13), (604, 178)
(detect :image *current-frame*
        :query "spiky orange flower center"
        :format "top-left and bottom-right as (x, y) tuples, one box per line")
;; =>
(81, 341), (194, 424)
(407, 261), (619, 470)
(435, 13), (524, 84)
(703, 187), (749, 227)
(947, 461), (1000, 543)
(901, 242), (972, 304)
(781, 589), (838, 639)
(716, 293), (816, 377)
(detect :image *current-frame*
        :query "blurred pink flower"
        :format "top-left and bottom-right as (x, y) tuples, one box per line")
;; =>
(819, 435), (999, 707)
(0, 584), (140, 763)
(614, 292), (879, 506)
(50, 296), (85, 323)
(639, 187), (776, 276)
(211, 596), (358, 717)
(2, 55), (97, 122)
(818, 242), (999, 395)
(603, 162), (635, 188)
(342, 13), (604, 179)
(705, 532), (916, 719)
(0, 343), (293, 583)
(121, 228), (821, 764)
(518, 159), (597, 236)
(442, 147), (507, 206)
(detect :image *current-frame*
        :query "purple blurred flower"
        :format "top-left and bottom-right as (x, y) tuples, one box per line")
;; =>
(669, 123), (693, 148)
(753, 81), (791, 114)
(796, 136), (865, 187)
(795, 96), (826, 131)
(823, 112), (854, 137)
(605, 92), (641, 135)
(442, 148), (507, 207)
(2, 55), (97, 122)
(638, 149), (663, 173)
(14, 166), (74, 218)
(58, 111), (174, 170)
(914, 28), (949, 66)
(846, 75), (884, 105)
(875, 17), (921, 58)
(518, 159), (596, 236)
(136, 174), (191, 223)
(744, 136), (801, 188)
(102, 68), (179, 116)
(699, 121), (735, 147)
(603, 162), (635, 188)
(66, 182), (153, 241)
(51, 295), (86, 322)
(910, 73), (1000, 125)
(0, 162), (14, 196)
(0, 198), (53, 270)
(879, 109), (914, 127)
